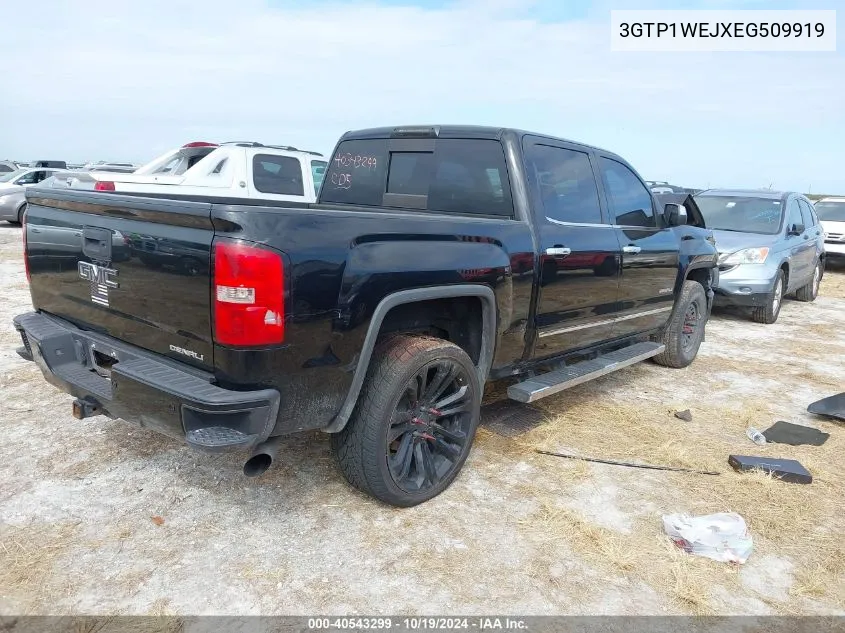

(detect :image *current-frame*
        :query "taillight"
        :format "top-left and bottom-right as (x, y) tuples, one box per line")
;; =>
(182, 141), (218, 148)
(21, 208), (30, 283)
(213, 240), (284, 347)
(94, 181), (115, 191)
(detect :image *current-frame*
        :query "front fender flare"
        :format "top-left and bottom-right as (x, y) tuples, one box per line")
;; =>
(322, 284), (497, 433)
(682, 261), (717, 320)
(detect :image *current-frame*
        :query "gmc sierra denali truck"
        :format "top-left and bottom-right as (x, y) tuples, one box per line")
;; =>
(13, 125), (718, 507)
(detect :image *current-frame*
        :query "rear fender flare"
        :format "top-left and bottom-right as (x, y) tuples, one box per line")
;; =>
(322, 284), (497, 433)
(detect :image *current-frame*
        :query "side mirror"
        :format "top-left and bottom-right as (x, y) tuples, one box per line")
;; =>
(664, 202), (687, 227)
(788, 223), (805, 236)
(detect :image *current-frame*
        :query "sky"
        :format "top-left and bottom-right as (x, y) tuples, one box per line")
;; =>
(1, 0), (843, 193)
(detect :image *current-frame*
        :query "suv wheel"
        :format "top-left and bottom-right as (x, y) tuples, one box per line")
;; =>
(331, 334), (481, 507)
(795, 261), (822, 302)
(652, 280), (707, 369)
(751, 270), (784, 324)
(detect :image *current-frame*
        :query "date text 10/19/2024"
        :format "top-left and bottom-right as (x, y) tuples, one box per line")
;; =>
(307, 617), (528, 630)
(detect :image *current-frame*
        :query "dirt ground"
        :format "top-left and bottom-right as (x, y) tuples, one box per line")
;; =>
(1, 222), (843, 616)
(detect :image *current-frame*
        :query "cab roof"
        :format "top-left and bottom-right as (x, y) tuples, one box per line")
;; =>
(339, 125), (617, 157)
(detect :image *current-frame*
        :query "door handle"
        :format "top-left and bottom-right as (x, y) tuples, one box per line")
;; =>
(622, 245), (641, 254)
(545, 247), (571, 257)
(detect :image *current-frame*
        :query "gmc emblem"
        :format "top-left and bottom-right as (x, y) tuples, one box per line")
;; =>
(78, 261), (119, 307)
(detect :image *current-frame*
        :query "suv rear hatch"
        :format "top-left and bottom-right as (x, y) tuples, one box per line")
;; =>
(24, 189), (217, 370)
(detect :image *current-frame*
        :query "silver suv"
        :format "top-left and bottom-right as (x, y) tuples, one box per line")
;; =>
(693, 189), (825, 324)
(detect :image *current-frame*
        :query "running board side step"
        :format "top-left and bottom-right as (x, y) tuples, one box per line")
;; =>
(507, 342), (665, 403)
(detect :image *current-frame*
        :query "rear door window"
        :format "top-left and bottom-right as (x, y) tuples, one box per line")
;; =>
(321, 138), (513, 216)
(798, 199), (815, 227)
(252, 154), (304, 196)
(523, 144), (603, 224)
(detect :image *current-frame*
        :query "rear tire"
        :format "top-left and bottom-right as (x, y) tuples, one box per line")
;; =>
(751, 269), (784, 324)
(331, 334), (481, 507)
(652, 280), (707, 369)
(795, 261), (821, 302)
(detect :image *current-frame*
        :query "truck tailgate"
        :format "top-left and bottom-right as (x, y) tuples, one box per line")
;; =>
(24, 189), (216, 370)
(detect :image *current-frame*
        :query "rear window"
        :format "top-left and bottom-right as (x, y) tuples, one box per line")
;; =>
(321, 138), (513, 216)
(252, 154), (304, 196)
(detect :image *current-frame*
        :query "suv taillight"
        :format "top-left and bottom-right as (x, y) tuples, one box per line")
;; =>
(94, 181), (115, 191)
(213, 240), (285, 347)
(21, 208), (30, 283)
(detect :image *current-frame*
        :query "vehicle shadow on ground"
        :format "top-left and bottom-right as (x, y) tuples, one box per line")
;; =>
(104, 420), (353, 506)
(709, 305), (755, 323)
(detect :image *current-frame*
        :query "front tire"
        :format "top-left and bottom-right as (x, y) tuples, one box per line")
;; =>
(8, 203), (25, 226)
(751, 269), (784, 324)
(652, 280), (708, 369)
(331, 335), (481, 507)
(795, 261), (821, 302)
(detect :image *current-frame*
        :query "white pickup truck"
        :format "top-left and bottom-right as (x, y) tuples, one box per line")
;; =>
(52, 142), (328, 203)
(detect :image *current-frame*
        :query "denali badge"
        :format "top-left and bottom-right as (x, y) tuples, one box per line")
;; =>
(169, 345), (205, 362)
(78, 261), (119, 306)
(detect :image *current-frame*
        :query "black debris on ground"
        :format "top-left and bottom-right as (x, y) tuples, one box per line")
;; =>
(762, 421), (830, 447)
(728, 455), (813, 484)
(807, 392), (845, 422)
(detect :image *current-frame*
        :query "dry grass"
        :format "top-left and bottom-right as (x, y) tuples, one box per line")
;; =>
(524, 503), (640, 573)
(477, 275), (845, 612)
(821, 266), (845, 298)
(496, 365), (845, 613)
(0, 523), (80, 614)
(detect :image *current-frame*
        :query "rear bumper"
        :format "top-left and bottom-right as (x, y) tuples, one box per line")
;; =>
(12, 311), (280, 452)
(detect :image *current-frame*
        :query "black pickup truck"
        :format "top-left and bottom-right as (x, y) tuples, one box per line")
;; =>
(13, 125), (717, 507)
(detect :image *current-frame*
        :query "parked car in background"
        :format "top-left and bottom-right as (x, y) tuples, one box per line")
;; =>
(814, 197), (845, 263)
(647, 180), (700, 195)
(0, 160), (19, 174)
(694, 189), (824, 324)
(56, 142), (328, 203)
(0, 167), (63, 224)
